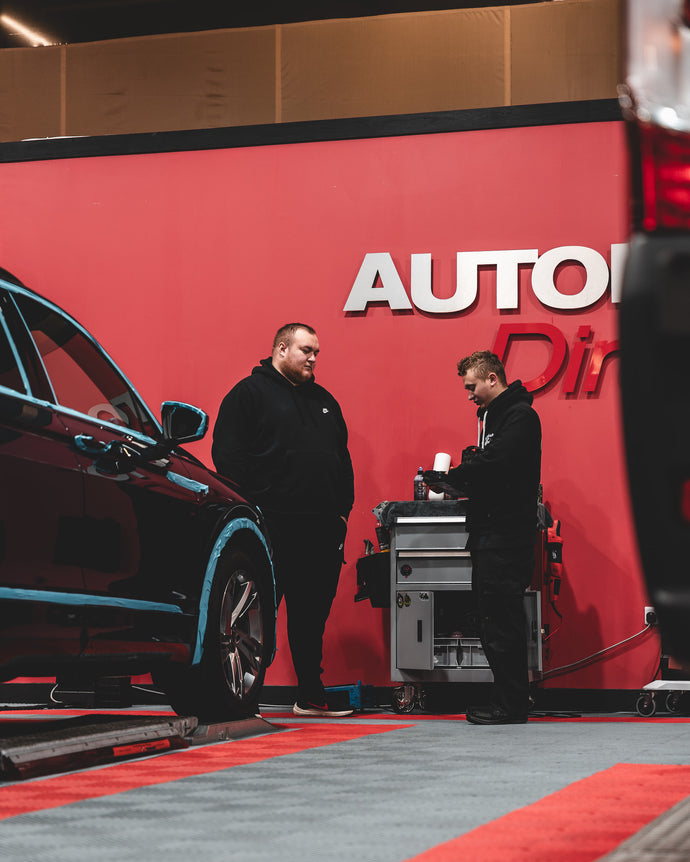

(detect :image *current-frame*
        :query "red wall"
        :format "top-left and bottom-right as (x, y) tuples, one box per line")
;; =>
(0, 119), (660, 690)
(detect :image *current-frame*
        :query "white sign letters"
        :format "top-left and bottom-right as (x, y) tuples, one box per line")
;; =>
(343, 244), (628, 313)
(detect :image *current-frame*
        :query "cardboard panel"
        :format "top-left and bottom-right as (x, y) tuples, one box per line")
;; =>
(0, 3), (625, 142)
(0, 47), (63, 141)
(280, 8), (507, 122)
(511, 0), (623, 105)
(65, 28), (278, 136)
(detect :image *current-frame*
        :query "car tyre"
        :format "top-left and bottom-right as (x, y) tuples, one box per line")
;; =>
(157, 547), (275, 721)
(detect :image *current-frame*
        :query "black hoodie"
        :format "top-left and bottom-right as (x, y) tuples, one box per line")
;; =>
(446, 380), (541, 548)
(212, 358), (354, 518)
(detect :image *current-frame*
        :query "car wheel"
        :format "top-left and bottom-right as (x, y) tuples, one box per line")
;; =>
(157, 547), (275, 721)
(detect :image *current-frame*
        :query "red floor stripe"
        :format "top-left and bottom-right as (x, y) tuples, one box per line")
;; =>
(406, 763), (690, 862)
(0, 722), (405, 821)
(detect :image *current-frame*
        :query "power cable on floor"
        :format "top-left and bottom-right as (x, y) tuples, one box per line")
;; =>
(543, 624), (653, 680)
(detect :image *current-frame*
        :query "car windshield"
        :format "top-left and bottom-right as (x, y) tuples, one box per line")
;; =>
(12, 292), (157, 437)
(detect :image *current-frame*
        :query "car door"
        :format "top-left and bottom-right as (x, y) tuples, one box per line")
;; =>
(9, 288), (207, 654)
(0, 287), (87, 659)
(0, 290), (86, 593)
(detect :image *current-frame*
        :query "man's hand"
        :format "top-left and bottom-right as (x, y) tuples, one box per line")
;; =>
(462, 445), (480, 464)
(423, 470), (465, 498)
(423, 470), (449, 493)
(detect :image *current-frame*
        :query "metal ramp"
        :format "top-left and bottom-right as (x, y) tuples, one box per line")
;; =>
(0, 713), (278, 779)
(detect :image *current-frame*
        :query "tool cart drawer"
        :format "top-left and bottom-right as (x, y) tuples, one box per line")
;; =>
(393, 517), (468, 551)
(396, 551), (472, 584)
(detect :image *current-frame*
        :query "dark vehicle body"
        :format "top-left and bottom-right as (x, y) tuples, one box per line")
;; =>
(0, 267), (276, 718)
(620, 0), (690, 663)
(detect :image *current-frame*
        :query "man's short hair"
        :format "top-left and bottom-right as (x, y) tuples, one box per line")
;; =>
(273, 322), (316, 350)
(457, 350), (507, 386)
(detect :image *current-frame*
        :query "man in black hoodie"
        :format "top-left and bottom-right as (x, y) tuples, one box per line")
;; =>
(212, 323), (355, 717)
(426, 350), (541, 725)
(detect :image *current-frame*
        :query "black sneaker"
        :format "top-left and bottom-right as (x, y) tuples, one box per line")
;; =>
(293, 700), (353, 717)
(466, 707), (528, 725)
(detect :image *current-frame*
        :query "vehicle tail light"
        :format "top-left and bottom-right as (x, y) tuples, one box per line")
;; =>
(637, 121), (690, 231)
(681, 478), (690, 521)
(623, 0), (690, 232)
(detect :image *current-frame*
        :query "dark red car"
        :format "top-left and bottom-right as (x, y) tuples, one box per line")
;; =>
(0, 267), (276, 719)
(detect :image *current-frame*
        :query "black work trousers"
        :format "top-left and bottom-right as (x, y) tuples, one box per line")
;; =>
(470, 544), (535, 717)
(265, 512), (347, 702)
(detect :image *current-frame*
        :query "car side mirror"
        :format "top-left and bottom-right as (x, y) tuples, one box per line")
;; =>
(160, 401), (208, 444)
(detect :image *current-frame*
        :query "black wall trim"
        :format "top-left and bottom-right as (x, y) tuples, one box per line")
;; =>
(0, 99), (622, 164)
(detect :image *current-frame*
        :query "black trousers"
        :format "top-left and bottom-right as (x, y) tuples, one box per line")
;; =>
(470, 545), (535, 717)
(265, 512), (347, 701)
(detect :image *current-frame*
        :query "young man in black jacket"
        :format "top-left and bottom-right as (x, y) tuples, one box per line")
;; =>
(212, 323), (355, 717)
(426, 350), (541, 725)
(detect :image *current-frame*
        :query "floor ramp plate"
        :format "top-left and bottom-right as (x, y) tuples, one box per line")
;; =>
(189, 715), (279, 745)
(0, 715), (197, 779)
(0, 713), (282, 779)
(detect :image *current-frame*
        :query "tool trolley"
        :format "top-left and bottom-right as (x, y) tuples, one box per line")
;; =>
(381, 501), (542, 713)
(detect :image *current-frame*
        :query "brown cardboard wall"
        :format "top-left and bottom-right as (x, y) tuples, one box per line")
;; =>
(65, 29), (277, 137)
(0, 0), (622, 143)
(0, 47), (63, 141)
(279, 9), (507, 123)
(510, 0), (622, 105)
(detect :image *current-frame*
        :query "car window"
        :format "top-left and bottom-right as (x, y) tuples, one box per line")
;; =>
(0, 315), (26, 394)
(12, 293), (157, 437)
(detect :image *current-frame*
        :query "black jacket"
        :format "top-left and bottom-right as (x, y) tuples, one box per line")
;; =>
(446, 381), (541, 548)
(212, 359), (354, 518)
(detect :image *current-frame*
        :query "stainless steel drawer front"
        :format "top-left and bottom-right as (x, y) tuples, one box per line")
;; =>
(397, 551), (472, 584)
(394, 517), (468, 551)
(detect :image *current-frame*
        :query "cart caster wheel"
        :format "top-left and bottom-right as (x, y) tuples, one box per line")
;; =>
(666, 692), (683, 714)
(636, 693), (656, 717)
(392, 685), (416, 714)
